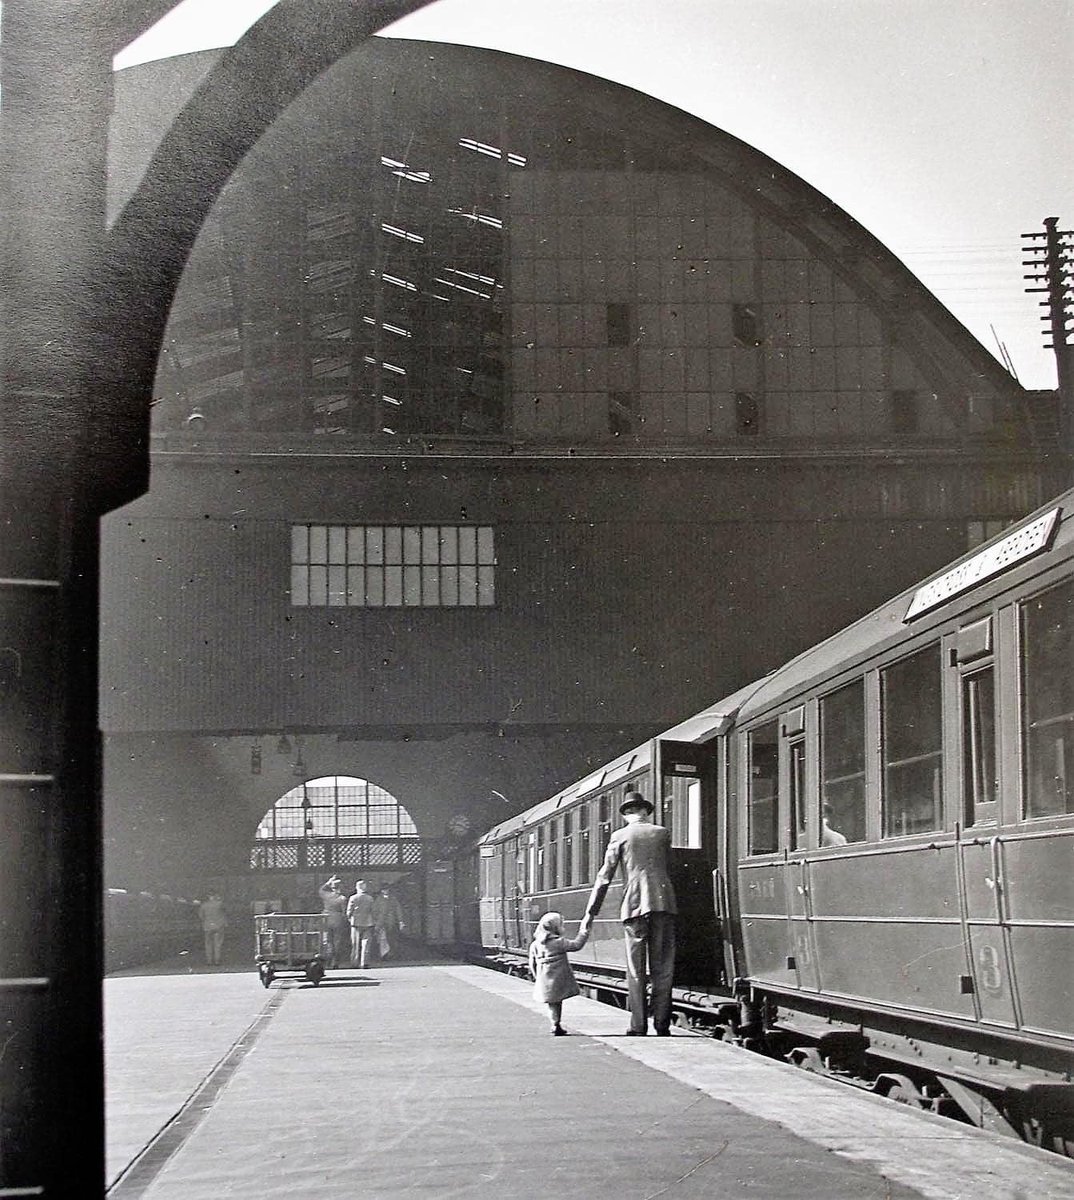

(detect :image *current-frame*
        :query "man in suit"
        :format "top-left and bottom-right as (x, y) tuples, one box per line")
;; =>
(346, 879), (378, 968)
(581, 790), (677, 1036)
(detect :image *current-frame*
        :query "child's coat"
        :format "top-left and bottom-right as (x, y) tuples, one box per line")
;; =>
(529, 925), (590, 1003)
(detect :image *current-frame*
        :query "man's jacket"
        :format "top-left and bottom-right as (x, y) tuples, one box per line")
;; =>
(591, 822), (677, 921)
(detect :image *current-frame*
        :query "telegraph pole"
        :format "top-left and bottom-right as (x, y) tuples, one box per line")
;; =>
(1023, 217), (1074, 459)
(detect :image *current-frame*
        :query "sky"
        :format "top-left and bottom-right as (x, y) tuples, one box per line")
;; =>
(113, 0), (1074, 390)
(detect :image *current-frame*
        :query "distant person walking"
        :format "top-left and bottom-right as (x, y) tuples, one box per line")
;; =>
(346, 879), (377, 968)
(529, 911), (590, 1035)
(318, 876), (349, 969)
(376, 885), (406, 958)
(197, 894), (228, 966)
(582, 790), (677, 1036)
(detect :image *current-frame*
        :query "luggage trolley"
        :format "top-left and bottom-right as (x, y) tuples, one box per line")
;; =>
(255, 913), (329, 987)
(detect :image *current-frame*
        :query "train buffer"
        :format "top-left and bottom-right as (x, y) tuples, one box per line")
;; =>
(105, 960), (1074, 1198)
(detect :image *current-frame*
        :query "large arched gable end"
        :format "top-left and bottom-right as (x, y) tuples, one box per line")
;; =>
(507, 54), (1022, 428)
(102, 27), (1029, 490)
(98, 0), (434, 509)
(679, 130), (1023, 425)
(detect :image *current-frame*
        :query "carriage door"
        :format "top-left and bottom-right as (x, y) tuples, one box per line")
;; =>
(782, 706), (820, 991)
(497, 844), (510, 948)
(511, 835), (527, 949)
(658, 738), (721, 985)
(947, 618), (1017, 1027)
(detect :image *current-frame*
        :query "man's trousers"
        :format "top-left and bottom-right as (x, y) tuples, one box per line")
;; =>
(622, 911), (676, 1034)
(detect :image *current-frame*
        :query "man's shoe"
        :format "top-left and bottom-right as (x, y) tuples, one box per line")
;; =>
(552, 1025), (568, 1036)
(625, 1029), (647, 1036)
(655, 1028), (671, 1037)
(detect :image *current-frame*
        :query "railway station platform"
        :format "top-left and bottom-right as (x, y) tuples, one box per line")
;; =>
(105, 956), (1074, 1199)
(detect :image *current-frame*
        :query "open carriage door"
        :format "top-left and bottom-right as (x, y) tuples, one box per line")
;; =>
(655, 736), (724, 988)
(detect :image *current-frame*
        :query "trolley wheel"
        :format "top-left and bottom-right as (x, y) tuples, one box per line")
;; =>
(305, 962), (325, 986)
(258, 963), (274, 989)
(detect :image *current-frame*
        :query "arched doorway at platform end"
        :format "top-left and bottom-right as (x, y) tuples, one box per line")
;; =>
(248, 775), (426, 922)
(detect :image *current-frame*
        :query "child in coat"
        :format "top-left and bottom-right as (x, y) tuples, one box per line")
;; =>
(528, 911), (590, 1036)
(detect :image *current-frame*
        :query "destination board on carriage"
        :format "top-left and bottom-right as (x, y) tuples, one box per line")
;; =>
(904, 507), (1061, 621)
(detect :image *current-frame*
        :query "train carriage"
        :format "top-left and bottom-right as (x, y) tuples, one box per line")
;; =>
(469, 694), (753, 998)
(724, 490), (1074, 1141)
(460, 486), (1074, 1148)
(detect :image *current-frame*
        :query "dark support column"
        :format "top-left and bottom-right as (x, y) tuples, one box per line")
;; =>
(0, 2), (436, 1189)
(0, 5), (135, 1192)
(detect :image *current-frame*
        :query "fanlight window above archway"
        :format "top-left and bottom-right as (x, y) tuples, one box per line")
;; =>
(255, 776), (419, 841)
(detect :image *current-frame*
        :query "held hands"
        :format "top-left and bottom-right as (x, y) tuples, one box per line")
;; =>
(579, 913), (594, 933)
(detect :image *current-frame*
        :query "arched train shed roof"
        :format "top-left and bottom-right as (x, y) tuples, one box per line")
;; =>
(110, 37), (1022, 443)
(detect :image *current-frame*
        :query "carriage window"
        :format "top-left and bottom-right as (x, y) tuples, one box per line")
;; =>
(1022, 578), (1074, 818)
(631, 777), (654, 816)
(562, 811), (574, 887)
(598, 794), (613, 853)
(789, 739), (807, 850)
(548, 818), (559, 889)
(578, 803), (591, 876)
(666, 776), (703, 849)
(820, 679), (866, 844)
(963, 667), (997, 824)
(526, 831), (536, 893)
(536, 825), (546, 890)
(481, 851), (494, 897)
(514, 837), (525, 894)
(882, 644), (944, 836)
(748, 722), (779, 854)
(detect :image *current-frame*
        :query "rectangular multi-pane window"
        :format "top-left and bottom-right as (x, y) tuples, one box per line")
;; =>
(966, 518), (1014, 551)
(882, 645), (943, 836)
(608, 390), (636, 437)
(1021, 579), (1074, 818)
(606, 302), (633, 347)
(732, 302), (761, 347)
(253, 777), (419, 846)
(291, 524), (496, 607)
(735, 392), (759, 435)
(748, 722), (779, 854)
(820, 679), (866, 844)
(891, 389), (918, 436)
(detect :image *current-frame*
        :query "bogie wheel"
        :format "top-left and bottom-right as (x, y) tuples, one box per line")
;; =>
(788, 1046), (826, 1074)
(886, 1079), (925, 1108)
